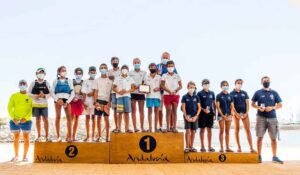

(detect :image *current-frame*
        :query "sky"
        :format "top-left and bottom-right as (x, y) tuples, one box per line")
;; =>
(0, 0), (300, 122)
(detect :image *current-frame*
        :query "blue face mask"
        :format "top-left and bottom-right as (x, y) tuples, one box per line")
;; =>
(100, 69), (107, 75)
(134, 64), (141, 69)
(162, 58), (168, 65)
(222, 86), (229, 91)
(90, 73), (96, 79)
(19, 85), (27, 91)
(75, 74), (83, 80)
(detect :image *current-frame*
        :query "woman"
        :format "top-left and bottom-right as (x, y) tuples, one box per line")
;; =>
(51, 66), (75, 142)
(216, 81), (234, 152)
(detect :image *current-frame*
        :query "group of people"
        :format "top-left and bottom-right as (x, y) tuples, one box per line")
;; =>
(7, 52), (283, 164)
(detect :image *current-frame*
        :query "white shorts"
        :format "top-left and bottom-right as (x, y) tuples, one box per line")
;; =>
(84, 107), (95, 115)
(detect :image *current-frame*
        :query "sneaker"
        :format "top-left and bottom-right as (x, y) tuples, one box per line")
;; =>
(22, 158), (29, 162)
(258, 155), (262, 163)
(272, 156), (284, 164)
(10, 157), (18, 162)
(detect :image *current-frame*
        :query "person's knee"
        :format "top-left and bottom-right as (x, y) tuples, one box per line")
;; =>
(14, 133), (20, 140)
(271, 139), (277, 144)
(257, 137), (263, 143)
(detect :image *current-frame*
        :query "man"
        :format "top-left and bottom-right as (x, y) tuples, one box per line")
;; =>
(82, 66), (97, 141)
(197, 79), (216, 152)
(251, 76), (283, 164)
(108, 57), (121, 132)
(28, 68), (51, 142)
(161, 60), (182, 132)
(113, 65), (135, 133)
(230, 79), (256, 153)
(129, 58), (147, 132)
(93, 64), (112, 142)
(156, 52), (178, 131)
(8, 80), (33, 162)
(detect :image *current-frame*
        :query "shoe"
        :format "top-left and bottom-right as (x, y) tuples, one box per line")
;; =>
(10, 157), (18, 162)
(208, 148), (215, 152)
(22, 158), (29, 162)
(184, 148), (190, 153)
(200, 148), (206, 152)
(258, 155), (262, 163)
(272, 156), (284, 164)
(190, 148), (197, 152)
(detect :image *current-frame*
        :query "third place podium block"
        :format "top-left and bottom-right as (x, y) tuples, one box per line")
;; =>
(110, 132), (184, 164)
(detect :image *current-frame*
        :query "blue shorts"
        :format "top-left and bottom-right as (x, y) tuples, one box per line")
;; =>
(9, 120), (32, 133)
(146, 98), (161, 108)
(111, 93), (117, 109)
(32, 107), (48, 117)
(117, 96), (131, 113)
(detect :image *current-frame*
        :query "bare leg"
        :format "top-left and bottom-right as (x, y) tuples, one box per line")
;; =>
(113, 109), (118, 130)
(165, 104), (172, 131)
(131, 100), (138, 131)
(158, 97), (164, 129)
(97, 116), (102, 139)
(225, 120), (232, 150)
(219, 119), (225, 152)
(36, 116), (41, 138)
(234, 117), (241, 152)
(85, 115), (90, 140)
(200, 128), (205, 149)
(64, 104), (72, 141)
(185, 129), (191, 148)
(171, 103), (178, 130)
(91, 115), (96, 139)
(242, 117), (255, 152)
(23, 132), (30, 159)
(207, 128), (212, 149)
(104, 116), (110, 140)
(55, 103), (62, 139)
(257, 137), (263, 156)
(138, 100), (145, 131)
(148, 108), (153, 132)
(117, 113), (122, 131)
(124, 113), (130, 131)
(154, 107), (159, 131)
(271, 139), (277, 157)
(72, 115), (79, 140)
(13, 132), (20, 158)
(191, 130), (196, 148)
(42, 117), (49, 139)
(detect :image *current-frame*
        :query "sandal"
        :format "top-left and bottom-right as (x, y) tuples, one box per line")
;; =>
(134, 129), (140, 133)
(45, 138), (52, 142)
(22, 158), (29, 162)
(219, 149), (224, 153)
(208, 148), (216, 152)
(95, 138), (101, 142)
(200, 148), (207, 152)
(251, 149), (257, 154)
(237, 148), (242, 153)
(35, 137), (43, 142)
(10, 157), (18, 162)
(112, 129), (120, 133)
(190, 148), (197, 152)
(184, 148), (190, 153)
(83, 138), (89, 142)
(172, 128), (179, 133)
(226, 149), (234, 153)
(126, 130), (133, 133)
(56, 137), (62, 142)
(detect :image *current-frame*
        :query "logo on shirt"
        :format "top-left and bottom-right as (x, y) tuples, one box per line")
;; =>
(270, 94), (274, 100)
(241, 93), (245, 97)
(193, 98), (197, 102)
(209, 95), (213, 99)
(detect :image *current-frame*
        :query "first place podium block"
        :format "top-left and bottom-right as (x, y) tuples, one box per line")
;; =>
(110, 132), (184, 164)
(34, 142), (110, 163)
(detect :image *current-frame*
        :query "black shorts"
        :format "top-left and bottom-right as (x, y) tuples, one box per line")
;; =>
(131, 94), (145, 101)
(94, 100), (109, 117)
(198, 113), (214, 128)
(32, 108), (48, 117)
(184, 117), (198, 130)
(55, 98), (68, 104)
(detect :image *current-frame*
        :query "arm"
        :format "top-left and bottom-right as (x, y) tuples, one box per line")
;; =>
(7, 95), (15, 120)
(216, 101), (225, 119)
(174, 81), (183, 94)
(51, 80), (59, 102)
(160, 80), (172, 94)
(181, 103), (189, 121)
(28, 82), (38, 99)
(66, 79), (75, 104)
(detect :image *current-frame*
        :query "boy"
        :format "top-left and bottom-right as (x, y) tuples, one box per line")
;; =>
(113, 65), (135, 133)
(129, 58), (147, 132)
(8, 80), (33, 162)
(82, 66), (97, 141)
(28, 68), (51, 142)
(182, 81), (201, 152)
(93, 63), (113, 142)
(161, 60), (182, 132)
(143, 63), (161, 132)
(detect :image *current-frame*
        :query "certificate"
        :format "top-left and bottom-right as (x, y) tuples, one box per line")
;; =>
(139, 85), (150, 93)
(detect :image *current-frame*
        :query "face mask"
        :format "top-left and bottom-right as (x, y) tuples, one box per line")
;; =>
(19, 85), (27, 91)
(235, 84), (242, 90)
(222, 86), (229, 91)
(100, 69), (107, 75)
(112, 63), (119, 68)
(150, 69), (157, 74)
(75, 74), (83, 80)
(89, 73), (96, 79)
(263, 82), (270, 88)
(60, 72), (67, 77)
(203, 84), (210, 90)
(162, 58), (168, 65)
(188, 88), (195, 94)
(134, 64), (141, 69)
(167, 67), (174, 73)
(37, 73), (45, 79)
(121, 69), (128, 75)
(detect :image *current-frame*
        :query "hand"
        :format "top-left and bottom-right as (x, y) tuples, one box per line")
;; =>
(94, 102), (100, 110)
(153, 88), (160, 92)
(241, 113), (248, 120)
(73, 98), (78, 102)
(235, 113), (241, 119)
(88, 92), (94, 97)
(204, 109), (210, 114)
(20, 118), (26, 124)
(13, 119), (19, 125)
(265, 106), (274, 112)
(57, 99), (64, 106)
(192, 116), (198, 122)
(213, 115), (216, 120)
(227, 115), (233, 121)
(258, 107), (265, 112)
(84, 104), (89, 110)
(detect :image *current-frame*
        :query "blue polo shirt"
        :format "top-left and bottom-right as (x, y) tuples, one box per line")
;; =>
(252, 89), (282, 118)
(197, 89), (215, 115)
(216, 92), (233, 116)
(230, 90), (249, 114)
(181, 93), (200, 117)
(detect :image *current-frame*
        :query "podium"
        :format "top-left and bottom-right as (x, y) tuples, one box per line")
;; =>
(34, 142), (110, 163)
(185, 152), (259, 163)
(110, 132), (184, 164)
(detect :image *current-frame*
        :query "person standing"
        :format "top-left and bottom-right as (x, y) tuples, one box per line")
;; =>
(251, 76), (283, 164)
(8, 80), (33, 162)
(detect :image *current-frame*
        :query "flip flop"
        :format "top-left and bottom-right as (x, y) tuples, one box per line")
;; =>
(190, 148), (197, 152)
(208, 148), (216, 152)
(134, 129), (140, 133)
(126, 130), (133, 133)
(200, 148), (207, 152)
(226, 149), (234, 153)
(184, 148), (190, 153)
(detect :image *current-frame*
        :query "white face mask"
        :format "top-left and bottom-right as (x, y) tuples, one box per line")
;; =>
(60, 72), (67, 77)
(235, 84), (242, 90)
(203, 84), (210, 90)
(37, 73), (45, 79)
(121, 69), (128, 75)
(167, 67), (174, 73)
(222, 86), (229, 91)
(188, 88), (195, 94)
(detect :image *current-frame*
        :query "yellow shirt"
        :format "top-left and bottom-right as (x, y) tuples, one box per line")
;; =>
(8, 92), (32, 121)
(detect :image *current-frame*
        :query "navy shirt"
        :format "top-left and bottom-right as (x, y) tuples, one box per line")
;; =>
(197, 90), (215, 115)
(230, 90), (249, 114)
(252, 89), (282, 118)
(181, 93), (200, 117)
(216, 92), (233, 116)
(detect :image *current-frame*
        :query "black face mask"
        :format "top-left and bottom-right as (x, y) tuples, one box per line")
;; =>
(263, 82), (270, 88)
(150, 69), (157, 74)
(112, 63), (119, 68)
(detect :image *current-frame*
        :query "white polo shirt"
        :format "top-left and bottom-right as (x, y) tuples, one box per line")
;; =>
(92, 77), (113, 102)
(81, 79), (95, 108)
(143, 74), (162, 99)
(129, 70), (147, 94)
(113, 75), (135, 98)
(161, 73), (182, 95)
(108, 68), (121, 94)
